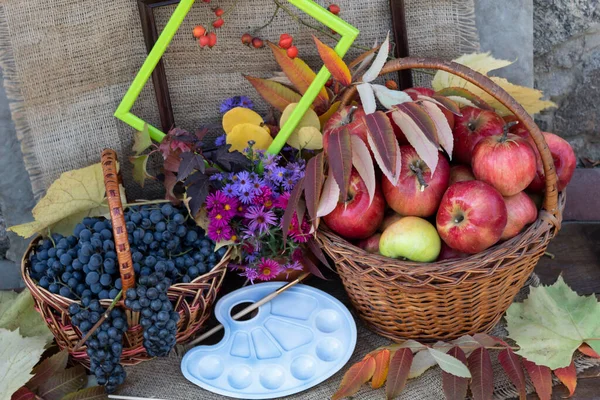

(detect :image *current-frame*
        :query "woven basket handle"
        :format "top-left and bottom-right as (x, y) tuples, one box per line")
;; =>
(101, 149), (135, 295)
(340, 57), (559, 215)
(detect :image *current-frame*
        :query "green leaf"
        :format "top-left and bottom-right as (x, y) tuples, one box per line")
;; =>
(26, 350), (69, 391)
(506, 275), (600, 369)
(130, 155), (152, 188)
(214, 240), (233, 253)
(62, 386), (108, 400)
(0, 328), (47, 400)
(132, 124), (152, 155)
(8, 163), (112, 238)
(0, 289), (53, 343)
(427, 348), (471, 378)
(38, 365), (87, 400)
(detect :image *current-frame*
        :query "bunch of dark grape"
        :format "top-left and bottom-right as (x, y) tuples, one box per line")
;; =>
(69, 301), (127, 393)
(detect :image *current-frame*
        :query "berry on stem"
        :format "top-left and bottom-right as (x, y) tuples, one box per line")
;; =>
(214, 7), (224, 17)
(241, 33), (253, 45)
(279, 33), (293, 49)
(212, 18), (224, 29)
(199, 35), (210, 48)
(385, 80), (399, 90)
(207, 32), (217, 48)
(286, 46), (298, 59)
(328, 4), (341, 15)
(252, 37), (264, 49)
(192, 25), (206, 38)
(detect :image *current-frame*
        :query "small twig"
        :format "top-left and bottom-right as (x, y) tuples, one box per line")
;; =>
(73, 290), (123, 351)
(254, 4), (280, 34)
(544, 251), (555, 259)
(122, 199), (170, 208)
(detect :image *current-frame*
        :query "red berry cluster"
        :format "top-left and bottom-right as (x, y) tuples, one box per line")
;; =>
(192, 7), (226, 48)
(327, 4), (341, 33)
(241, 33), (265, 49)
(279, 34), (298, 58)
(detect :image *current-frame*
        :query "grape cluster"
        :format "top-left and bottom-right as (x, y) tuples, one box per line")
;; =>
(69, 301), (127, 393)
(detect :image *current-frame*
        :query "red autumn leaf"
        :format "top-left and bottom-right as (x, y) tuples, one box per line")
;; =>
(163, 171), (179, 204)
(332, 355), (377, 400)
(304, 152), (325, 229)
(391, 108), (438, 177)
(350, 135), (376, 206)
(578, 343), (600, 358)
(498, 348), (527, 400)
(313, 36), (352, 86)
(371, 348), (391, 389)
(282, 176), (305, 246)
(316, 169), (340, 218)
(436, 87), (494, 111)
(244, 75), (302, 112)
(522, 359), (553, 400)
(420, 101), (454, 159)
(386, 348), (414, 399)
(268, 42), (329, 112)
(394, 102), (439, 147)
(554, 360), (577, 397)
(163, 151), (182, 173)
(364, 111), (399, 184)
(442, 346), (469, 400)
(468, 347), (494, 400)
(306, 236), (332, 270)
(472, 333), (501, 348)
(11, 387), (36, 400)
(429, 95), (462, 116)
(327, 127), (353, 202)
(26, 349), (69, 391)
(301, 249), (326, 280)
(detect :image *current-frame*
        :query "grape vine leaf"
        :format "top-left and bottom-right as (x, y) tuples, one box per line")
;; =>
(184, 173), (212, 216)
(0, 289), (53, 343)
(506, 276), (600, 369)
(130, 155), (152, 188)
(0, 328), (47, 400)
(204, 145), (251, 172)
(8, 163), (113, 238)
(132, 124), (152, 155)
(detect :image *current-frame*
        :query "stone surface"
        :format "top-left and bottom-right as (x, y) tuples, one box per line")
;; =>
(0, 210), (9, 259)
(475, 0), (534, 87)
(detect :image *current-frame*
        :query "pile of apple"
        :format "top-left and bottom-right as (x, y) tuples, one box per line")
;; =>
(322, 87), (576, 263)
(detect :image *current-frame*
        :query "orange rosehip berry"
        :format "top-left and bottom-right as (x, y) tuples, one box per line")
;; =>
(198, 35), (210, 48)
(241, 33), (253, 45)
(212, 18), (224, 29)
(328, 4), (340, 14)
(279, 33), (294, 49)
(252, 37), (264, 49)
(286, 46), (298, 59)
(192, 25), (206, 38)
(385, 80), (399, 90)
(207, 32), (217, 48)
(214, 7), (224, 17)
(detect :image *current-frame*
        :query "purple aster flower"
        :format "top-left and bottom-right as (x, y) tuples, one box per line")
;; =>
(238, 190), (256, 205)
(282, 261), (304, 278)
(209, 172), (225, 182)
(250, 178), (266, 195)
(245, 206), (277, 234)
(215, 134), (227, 146)
(221, 196), (239, 218)
(208, 208), (230, 228)
(222, 183), (238, 198)
(245, 252), (259, 264)
(282, 177), (297, 191)
(206, 191), (228, 211)
(207, 224), (233, 242)
(240, 267), (260, 284)
(233, 171), (252, 193)
(219, 96), (254, 114)
(271, 166), (287, 183)
(238, 96), (254, 109)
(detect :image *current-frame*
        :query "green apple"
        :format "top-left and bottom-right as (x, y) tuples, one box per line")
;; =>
(379, 216), (441, 262)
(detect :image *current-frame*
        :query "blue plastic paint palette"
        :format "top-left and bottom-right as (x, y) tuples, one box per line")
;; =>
(181, 282), (357, 399)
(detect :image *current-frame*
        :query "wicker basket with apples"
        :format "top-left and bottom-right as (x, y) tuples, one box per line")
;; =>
(316, 57), (572, 341)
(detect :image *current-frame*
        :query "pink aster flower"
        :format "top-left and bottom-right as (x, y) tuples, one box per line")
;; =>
(207, 224), (233, 242)
(257, 258), (282, 281)
(252, 186), (273, 207)
(273, 192), (290, 209)
(221, 196), (239, 218)
(208, 208), (231, 228)
(245, 206), (277, 234)
(206, 191), (228, 211)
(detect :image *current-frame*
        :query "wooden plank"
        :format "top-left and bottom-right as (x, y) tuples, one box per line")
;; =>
(389, 0), (413, 89)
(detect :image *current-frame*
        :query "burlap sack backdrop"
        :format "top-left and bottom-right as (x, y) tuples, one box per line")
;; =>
(0, 0), (478, 200)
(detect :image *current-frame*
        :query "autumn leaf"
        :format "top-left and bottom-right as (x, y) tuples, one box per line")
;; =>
(11, 387), (36, 400)
(386, 348), (413, 399)
(331, 355), (376, 400)
(38, 365), (87, 400)
(351, 135), (375, 206)
(26, 350), (69, 391)
(357, 83), (377, 114)
(244, 75), (302, 112)
(268, 42), (329, 112)
(327, 128), (352, 202)
(362, 32), (389, 83)
(282, 177), (305, 245)
(9, 163), (111, 238)
(432, 52), (513, 90)
(280, 103), (323, 150)
(420, 101), (454, 159)
(506, 276), (600, 369)
(578, 343), (600, 358)
(0, 289), (53, 343)
(498, 348), (527, 400)
(408, 349), (437, 378)
(314, 36), (351, 86)
(304, 153), (325, 229)
(316, 170), (340, 218)
(365, 111), (400, 184)
(428, 347), (471, 378)
(132, 124), (152, 155)
(130, 155), (153, 188)
(468, 347), (494, 400)
(371, 348), (391, 389)
(522, 359), (553, 400)
(319, 101), (341, 127)
(554, 360), (577, 397)
(0, 328), (47, 400)
(442, 347), (469, 400)
(61, 386), (109, 400)
(391, 108), (439, 177)
(436, 87), (494, 111)
(371, 84), (412, 109)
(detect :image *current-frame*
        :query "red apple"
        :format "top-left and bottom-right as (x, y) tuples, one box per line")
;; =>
(502, 115), (529, 139)
(323, 105), (368, 153)
(323, 169), (386, 240)
(527, 132), (576, 193)
(452, 106), (505, 164)
(382, 146), (450, 217)
(501, 192), (538, 240)
(356, 233), (381, 254)
(436, 181), (507, 254)
(472, 133), (537, 196)
(449, 165), (475, 186)
(437, 242), (469, 261)
(378, 212), (403, 232)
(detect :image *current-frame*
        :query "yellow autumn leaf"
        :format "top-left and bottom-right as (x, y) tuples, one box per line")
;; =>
(9, 163), (111, 238)
(280, 103), (323, 150)
(432, 52), (556, 116)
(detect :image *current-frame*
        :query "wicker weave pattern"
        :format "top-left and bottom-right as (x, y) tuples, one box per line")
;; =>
(320, 57), (564, 341)
(21, 150), (229, 366)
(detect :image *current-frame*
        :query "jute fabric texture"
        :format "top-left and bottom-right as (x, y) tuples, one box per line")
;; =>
(0, 0), (478, 200)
